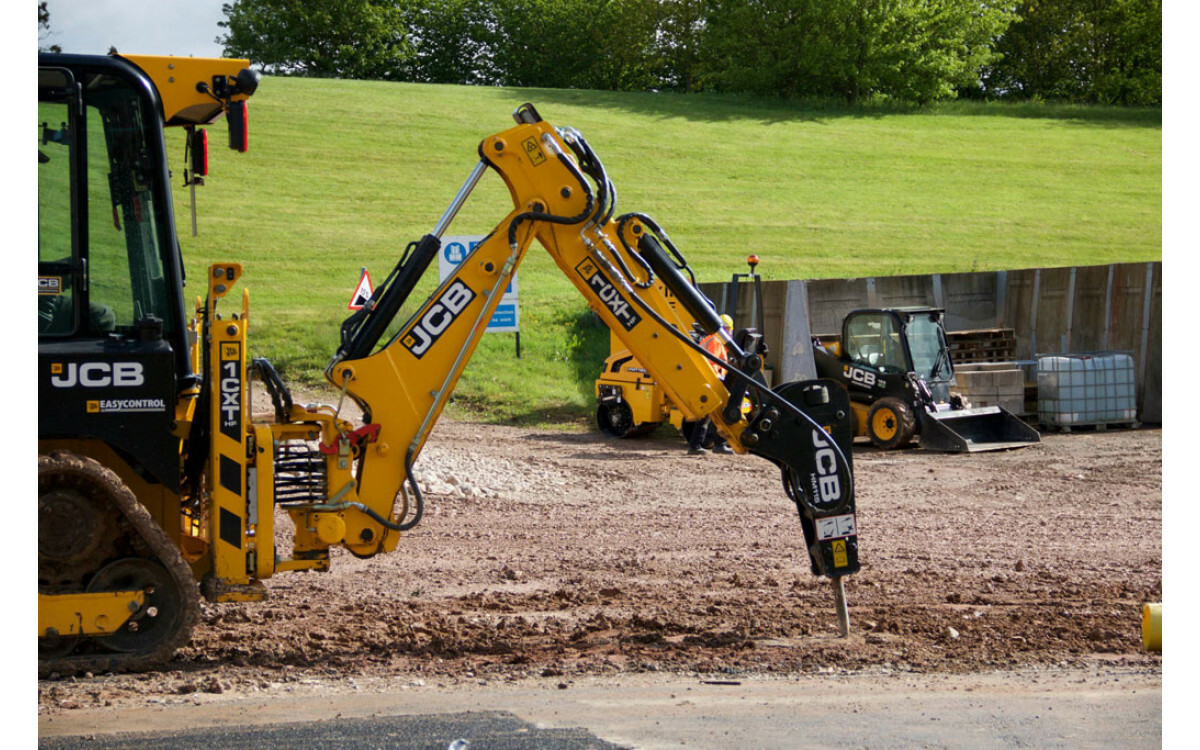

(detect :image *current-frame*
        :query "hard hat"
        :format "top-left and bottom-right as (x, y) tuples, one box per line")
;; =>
(720, 314), (733, 329)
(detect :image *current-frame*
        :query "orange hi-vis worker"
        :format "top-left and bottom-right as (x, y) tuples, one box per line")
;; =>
(700, 314), (732, 378)
(689, 314), (734, 455)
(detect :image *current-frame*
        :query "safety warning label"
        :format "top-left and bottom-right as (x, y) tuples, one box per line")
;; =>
(815, 514), (857, 541)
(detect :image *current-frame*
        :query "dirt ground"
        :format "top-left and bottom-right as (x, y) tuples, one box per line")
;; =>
(37, 414), (1162, 716)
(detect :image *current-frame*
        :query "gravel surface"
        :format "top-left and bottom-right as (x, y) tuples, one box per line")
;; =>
(38, 412), (1162, 714)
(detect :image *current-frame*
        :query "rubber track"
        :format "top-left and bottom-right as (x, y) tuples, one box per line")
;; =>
(38, 451), (201, 678)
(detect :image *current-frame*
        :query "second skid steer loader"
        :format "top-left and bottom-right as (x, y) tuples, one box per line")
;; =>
(813, 307), (1040, 452)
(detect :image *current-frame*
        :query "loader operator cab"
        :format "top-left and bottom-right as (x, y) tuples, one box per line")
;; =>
(903, 311), (954, 384)
(844, 309), (952, 378)
(842, 308), (954, 400)
(844, 312), (905, 374)
(38, 61), (183, 348)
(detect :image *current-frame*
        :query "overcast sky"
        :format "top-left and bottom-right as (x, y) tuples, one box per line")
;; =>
(39, 0), (228, 58)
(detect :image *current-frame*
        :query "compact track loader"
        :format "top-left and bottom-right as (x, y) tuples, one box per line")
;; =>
(813, 307), (1040, 452)
(38, 53), (860, 675)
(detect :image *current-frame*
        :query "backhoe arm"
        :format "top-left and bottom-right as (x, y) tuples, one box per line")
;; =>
(323, 104), (859, 627)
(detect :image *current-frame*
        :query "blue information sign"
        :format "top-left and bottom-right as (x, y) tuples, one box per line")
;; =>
(437, 236), (520, 333)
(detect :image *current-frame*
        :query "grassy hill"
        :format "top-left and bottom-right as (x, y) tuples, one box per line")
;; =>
(173, 77), (1161, 426)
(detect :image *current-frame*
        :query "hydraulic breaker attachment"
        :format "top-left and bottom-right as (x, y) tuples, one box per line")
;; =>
(746, 379), (858, 576)
(742, 378), (858, 634)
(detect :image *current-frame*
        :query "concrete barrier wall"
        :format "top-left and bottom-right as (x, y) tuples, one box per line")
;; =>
(700, 261), (1161, 423)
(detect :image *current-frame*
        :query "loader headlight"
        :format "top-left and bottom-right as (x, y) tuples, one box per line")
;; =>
(234, 68), (261, 96)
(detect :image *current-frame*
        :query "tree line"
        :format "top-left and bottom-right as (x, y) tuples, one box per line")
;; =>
(218, 0), (1159, 106)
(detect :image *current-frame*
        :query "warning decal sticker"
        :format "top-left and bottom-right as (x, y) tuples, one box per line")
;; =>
(815, 513), (857, 541)
(522, 137), (547, 166)
(832, 539), (849, 568)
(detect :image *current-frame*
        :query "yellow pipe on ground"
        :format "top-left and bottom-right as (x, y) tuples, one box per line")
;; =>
(1142, 602), (1162, 652)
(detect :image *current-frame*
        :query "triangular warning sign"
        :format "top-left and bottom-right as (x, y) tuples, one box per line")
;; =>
(348, 270), (374, 310)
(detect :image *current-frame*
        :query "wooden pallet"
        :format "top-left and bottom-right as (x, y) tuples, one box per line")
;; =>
(946, 328), (1017, 364)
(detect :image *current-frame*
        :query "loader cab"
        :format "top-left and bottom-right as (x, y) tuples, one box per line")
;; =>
(842, 308), (954, 399)
(38, 56), (188, 345)
(38, 55), (191, 488)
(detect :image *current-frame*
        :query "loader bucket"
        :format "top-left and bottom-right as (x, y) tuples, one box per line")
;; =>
(918, 405), (1041, 453)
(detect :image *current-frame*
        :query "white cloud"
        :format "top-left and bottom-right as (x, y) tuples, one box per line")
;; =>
(41, 0), (227, 58)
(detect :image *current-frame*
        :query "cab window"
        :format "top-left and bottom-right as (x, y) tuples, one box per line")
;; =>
(905, 314), (949, 381)
(38, 68), (174, 338)
(38, 98), (75, 334)
(845, 313), (906, 373)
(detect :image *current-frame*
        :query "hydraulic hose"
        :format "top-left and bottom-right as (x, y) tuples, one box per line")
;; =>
(502, 135), (598, 254)
(626, 288), (856, 509)
(398, 449), (424, 531)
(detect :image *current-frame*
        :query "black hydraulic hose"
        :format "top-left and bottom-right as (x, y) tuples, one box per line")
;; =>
(562, 127), (619, 227)
(589, 185), (658, 290)
(609, 230), (656, 289)
(561, 129), (663, 291)
(310, 452), (424, 533)
(560, 129), (608, 218)
(299, 499), (411, 533)
(698, 319), (855, 503)
(356, 502), (405, 530)
(613, 258), (856, 504)
(503, 135), (601, 254)
(250, 357), (294, 423)
(617, 212), (697, 287)
(398, 448), (424, 532)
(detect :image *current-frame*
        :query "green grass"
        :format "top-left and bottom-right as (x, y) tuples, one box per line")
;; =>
(171, 79), (1161, 426)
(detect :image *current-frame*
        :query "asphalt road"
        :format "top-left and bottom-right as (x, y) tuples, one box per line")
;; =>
(39, 711), (623, 750)
(38, 667), (1161, 749)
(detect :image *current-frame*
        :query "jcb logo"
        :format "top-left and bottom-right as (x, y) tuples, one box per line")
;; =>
(39, 276), (63, 295)
(809, 429), (844, 511)
(401, 280), (476, 359)
(50, 362), (145, 388)
(844, 365), (878, 388)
